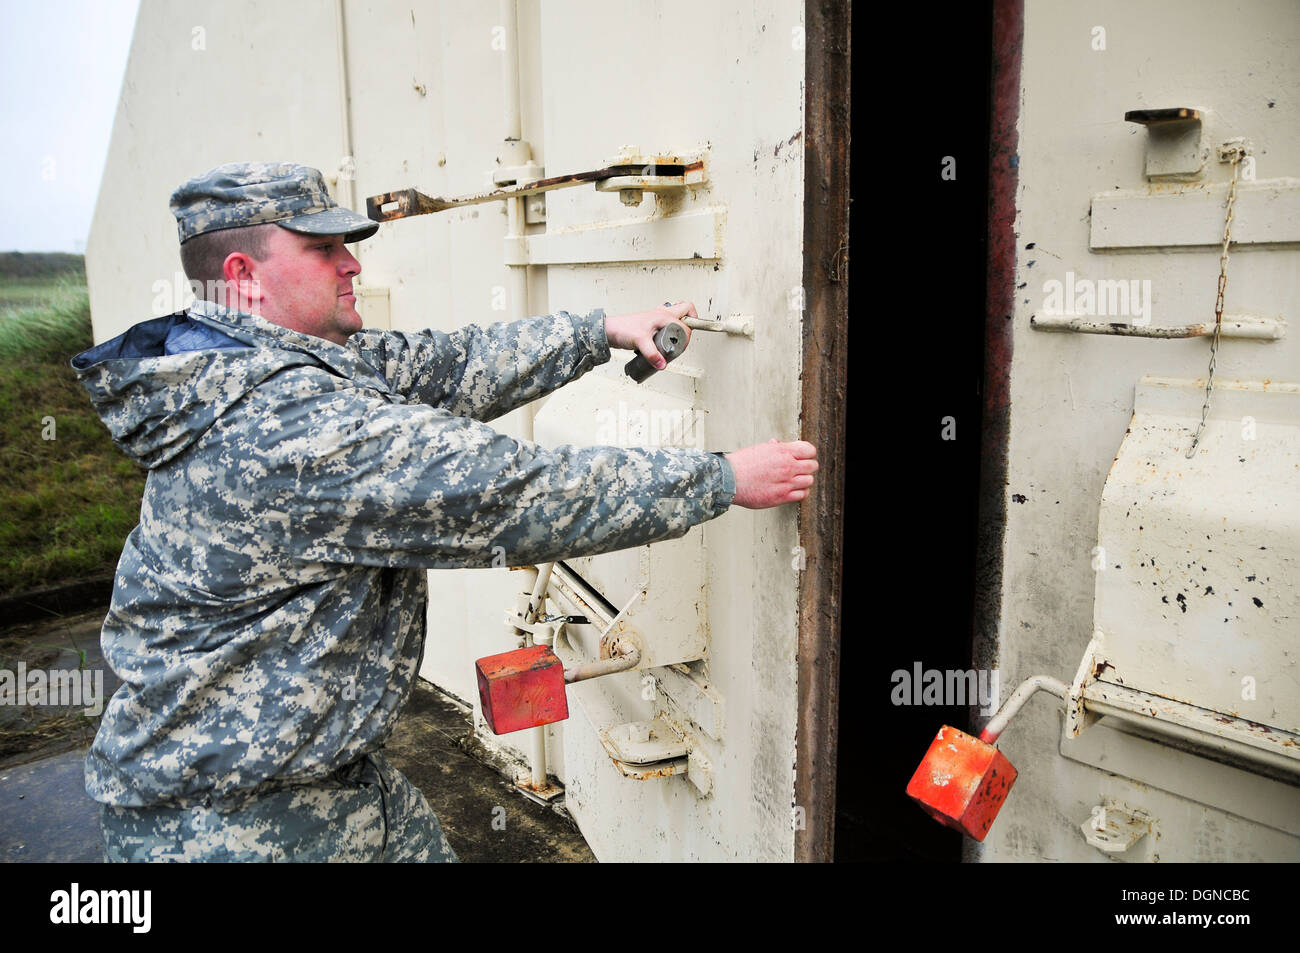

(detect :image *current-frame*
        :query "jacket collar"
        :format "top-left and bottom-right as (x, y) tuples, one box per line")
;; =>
(189, 299), (389, 390)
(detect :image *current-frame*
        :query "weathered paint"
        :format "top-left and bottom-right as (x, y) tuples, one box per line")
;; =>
(1095, 377), (1300, 738)
(976, 0), (1300, 862)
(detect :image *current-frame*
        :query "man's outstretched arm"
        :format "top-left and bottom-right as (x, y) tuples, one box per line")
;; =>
(347, 302), (699, 423)
(229, 367), (816, 570)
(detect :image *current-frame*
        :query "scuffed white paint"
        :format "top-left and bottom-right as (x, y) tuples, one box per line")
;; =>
(984, 0), (1300, 862)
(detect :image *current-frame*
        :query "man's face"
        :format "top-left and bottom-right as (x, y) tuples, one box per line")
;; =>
(247, 227), (363, 346)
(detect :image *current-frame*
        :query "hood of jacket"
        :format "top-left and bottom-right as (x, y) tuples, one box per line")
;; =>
(71, 300), (391, 469)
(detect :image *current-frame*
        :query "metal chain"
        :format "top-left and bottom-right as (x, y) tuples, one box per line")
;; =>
(1186, 142), (1246, 457)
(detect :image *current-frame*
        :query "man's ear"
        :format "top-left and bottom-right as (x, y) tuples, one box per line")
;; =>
(223, 252), (265, 306)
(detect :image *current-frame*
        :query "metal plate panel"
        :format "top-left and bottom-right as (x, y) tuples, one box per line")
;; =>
(1090, 180), (1300, 248)
(1094, 376), (1300, 732)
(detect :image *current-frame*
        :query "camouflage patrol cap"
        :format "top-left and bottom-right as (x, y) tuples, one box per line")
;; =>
(170, 162), (379, 244)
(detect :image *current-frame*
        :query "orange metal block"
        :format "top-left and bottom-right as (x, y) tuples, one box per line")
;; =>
(475, 645), (569, 735)
(906, 725), (1018, 841)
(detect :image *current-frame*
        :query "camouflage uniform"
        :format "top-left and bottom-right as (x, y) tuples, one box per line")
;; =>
(99, 750), (455, 862)
(71, 163), (735, 862)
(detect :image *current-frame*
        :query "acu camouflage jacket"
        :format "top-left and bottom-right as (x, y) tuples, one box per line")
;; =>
(71, 301), (735, 808)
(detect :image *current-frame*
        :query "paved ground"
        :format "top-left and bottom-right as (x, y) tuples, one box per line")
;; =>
(0, 749), (105, 862)
(383, 680), (594, 862)
(0, 607), (594, 863)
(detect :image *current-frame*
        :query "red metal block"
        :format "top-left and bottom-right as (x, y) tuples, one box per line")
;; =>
(475, 645), (569, 735)
(906, 725), (1018, 841)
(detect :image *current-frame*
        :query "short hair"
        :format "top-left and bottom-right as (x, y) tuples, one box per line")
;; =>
(179, 223), (274, 289)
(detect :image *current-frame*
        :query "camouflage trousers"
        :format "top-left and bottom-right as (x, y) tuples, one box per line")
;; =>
(99, 751), (458, 862)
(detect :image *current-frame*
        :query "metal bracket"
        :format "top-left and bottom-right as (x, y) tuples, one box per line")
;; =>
(1125, 106), (1204, 180)
(597, 715), (713, 796)
(1217, 136), (1253, 164)
(1065, 633), (1106, 738)
(1081, 681), (1300, 779)
(502, 608), (566, 647)
(1082, 800), (1154, 853)
(491, 159), (544, 189)
(593, 145), (709, 207)
(600, 718), (687, 764)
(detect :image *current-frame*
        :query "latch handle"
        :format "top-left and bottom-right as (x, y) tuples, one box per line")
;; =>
(1124, 107), (1201, 125)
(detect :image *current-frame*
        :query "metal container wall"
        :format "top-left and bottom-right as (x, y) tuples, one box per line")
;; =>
(87, 0), (810, 861)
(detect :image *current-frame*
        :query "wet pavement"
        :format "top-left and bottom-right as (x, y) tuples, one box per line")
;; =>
(0, 749), (104, 862)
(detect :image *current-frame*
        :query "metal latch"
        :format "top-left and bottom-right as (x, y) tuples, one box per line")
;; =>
(600, 718), (687, 764)
(1082, 801), (1154, 853)
(1125, 107), (1204, 179)
(366, 148), (708, 222)
(598, 716), (713, 796)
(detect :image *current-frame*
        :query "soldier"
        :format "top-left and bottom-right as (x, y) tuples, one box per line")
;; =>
(72, 162), (818, 862)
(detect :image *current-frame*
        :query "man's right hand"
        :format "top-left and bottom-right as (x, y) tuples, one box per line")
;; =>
(724, 439), (818, 509)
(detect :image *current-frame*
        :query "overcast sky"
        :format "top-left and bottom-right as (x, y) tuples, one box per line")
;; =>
(0, 0), (140, 253)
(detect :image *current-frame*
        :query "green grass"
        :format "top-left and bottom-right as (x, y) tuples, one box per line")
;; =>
(0, 276), (80, 311)
(0, 277), (98, 360)
(0, 276), (146, 596)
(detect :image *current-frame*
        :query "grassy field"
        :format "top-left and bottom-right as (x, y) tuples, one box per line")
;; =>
(0, 259), (146, 598)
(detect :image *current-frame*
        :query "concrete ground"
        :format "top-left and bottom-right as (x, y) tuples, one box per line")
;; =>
(0, 607), (594, 863)
(382, 680), (595, 862)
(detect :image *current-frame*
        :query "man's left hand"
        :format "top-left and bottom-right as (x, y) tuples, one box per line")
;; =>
(604, 302), (698, 370)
